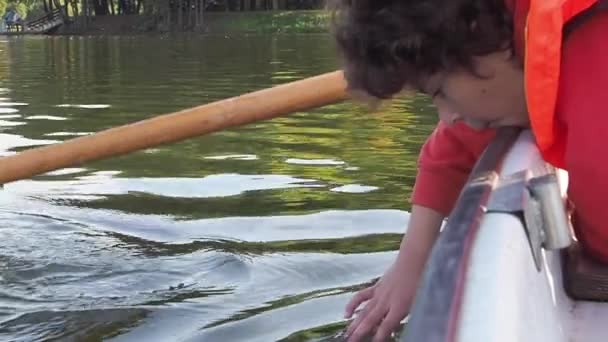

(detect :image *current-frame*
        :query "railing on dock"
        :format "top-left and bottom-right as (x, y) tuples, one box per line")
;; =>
(23, 8), (64, 34)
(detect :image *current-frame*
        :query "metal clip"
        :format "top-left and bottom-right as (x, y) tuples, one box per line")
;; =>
(522, 186), (545, 271)
(527, 174), (572, 250)
(487, 168), (572, 271)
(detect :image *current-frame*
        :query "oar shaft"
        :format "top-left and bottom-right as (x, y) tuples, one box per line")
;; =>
(0, 70), (347, 185)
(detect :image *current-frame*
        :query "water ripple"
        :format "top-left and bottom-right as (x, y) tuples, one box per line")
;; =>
(26, 115), (67, 121)
(0, 34), (430, 341)
(10, 173), (325, 199)
(330, 184), (379, 193)
(285, 158), (345, 166)
(56, 104), (111, 109)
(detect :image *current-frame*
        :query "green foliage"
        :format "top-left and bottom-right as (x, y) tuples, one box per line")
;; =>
(0, 1), (7, 18)
(13, 2), (28, 18)
(204, 10), (330, 34)
(3, 0), (42, 19)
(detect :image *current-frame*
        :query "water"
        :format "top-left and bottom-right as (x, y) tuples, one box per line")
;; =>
(0, 34), (439, 341)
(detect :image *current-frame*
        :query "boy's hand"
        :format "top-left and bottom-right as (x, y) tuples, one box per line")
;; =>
(343, 205), (443, 341)
(344, 258), (419, 342)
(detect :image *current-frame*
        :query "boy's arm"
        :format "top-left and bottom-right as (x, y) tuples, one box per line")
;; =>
(344, 122), (496, 342)
(411, 120), (496, 216)
(405, 120), (495, 268)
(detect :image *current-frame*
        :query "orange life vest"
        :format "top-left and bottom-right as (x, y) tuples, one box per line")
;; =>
(509, 0), (599, 168)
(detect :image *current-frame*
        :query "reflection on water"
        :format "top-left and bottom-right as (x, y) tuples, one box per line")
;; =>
(0, 34), (438, 341)
(0, 133), (58, 156)
(12, 173), (326, 200)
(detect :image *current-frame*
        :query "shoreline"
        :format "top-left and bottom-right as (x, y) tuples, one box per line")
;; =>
(2, 11), (331, 36)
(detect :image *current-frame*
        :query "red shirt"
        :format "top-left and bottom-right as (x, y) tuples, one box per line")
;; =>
(411, 10), (608, 262)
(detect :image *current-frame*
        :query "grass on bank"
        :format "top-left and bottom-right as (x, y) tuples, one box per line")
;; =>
(204, 10), (330, 34)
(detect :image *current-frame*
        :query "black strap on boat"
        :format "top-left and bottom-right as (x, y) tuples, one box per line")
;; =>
(400, 127), (521, 342)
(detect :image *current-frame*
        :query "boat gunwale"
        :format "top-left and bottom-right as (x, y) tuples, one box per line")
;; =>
(402, 127), (522, 342)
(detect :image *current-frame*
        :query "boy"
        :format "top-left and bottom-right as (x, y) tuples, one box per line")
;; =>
(329, 0), (608, 341)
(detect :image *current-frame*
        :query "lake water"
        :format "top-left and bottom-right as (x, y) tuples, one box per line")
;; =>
(0, 34), (438, 341)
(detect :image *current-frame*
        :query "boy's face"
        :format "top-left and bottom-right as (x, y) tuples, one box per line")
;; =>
(423, 50), (530, 130)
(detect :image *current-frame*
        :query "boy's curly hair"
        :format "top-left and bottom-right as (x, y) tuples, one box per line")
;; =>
(330, 0), (514, 99)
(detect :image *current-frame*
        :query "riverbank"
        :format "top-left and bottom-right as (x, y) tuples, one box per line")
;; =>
(204, 10), (330, 34)
(53, 10), (330, 35)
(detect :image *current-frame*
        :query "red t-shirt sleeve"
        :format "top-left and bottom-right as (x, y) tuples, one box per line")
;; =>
(411, 121), (495, 216)
(557, 10), (608, 262)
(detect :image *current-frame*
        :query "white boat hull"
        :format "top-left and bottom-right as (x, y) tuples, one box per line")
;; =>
(403, 130), (608, 342)
(459, 131), (608, 342)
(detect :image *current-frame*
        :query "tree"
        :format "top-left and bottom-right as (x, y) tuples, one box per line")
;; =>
(1, 0), (46, 19)
(91, 0), (109, 15)
(0, 0), (7, 17)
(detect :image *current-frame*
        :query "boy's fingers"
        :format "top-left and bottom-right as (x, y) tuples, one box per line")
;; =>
(347, 304), (386, 342)
(372, 310), (403, 342)
(346, 298), (377, 339)
(344, 286), (375, 318)
(346, 304), (370, 338)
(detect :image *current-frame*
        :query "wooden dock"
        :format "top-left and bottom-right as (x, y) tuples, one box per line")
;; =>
(24, 9), (65, 34)
(2, 8), (65, 35)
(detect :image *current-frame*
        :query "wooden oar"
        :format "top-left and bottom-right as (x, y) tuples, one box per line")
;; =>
(0, 70), (348, 185)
